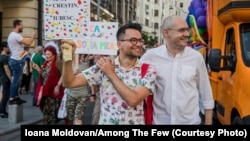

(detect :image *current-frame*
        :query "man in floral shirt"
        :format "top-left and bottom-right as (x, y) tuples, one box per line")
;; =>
(61, 23), (156, 125)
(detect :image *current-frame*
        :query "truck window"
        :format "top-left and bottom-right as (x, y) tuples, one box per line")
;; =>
(224, 28), (236, 71)
(240, 23), (250, 67)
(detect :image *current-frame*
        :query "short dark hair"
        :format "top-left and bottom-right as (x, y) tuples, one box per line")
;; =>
(0, 41), (8, 52)
(13, 19), (22, 28)
(116, 23), (142, 40)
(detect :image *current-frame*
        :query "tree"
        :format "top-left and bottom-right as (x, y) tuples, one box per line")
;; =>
(142, 32), (157, 48)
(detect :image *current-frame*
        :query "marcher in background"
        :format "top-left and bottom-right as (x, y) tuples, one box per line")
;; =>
(19, 47), (32, 94)
(34, 45), (64, 125)
(65, 54), (89, 125)
(61, 23), (157, 125)
(0, 41), (12, 118)
(7, 19), (36, 105)
(89, 55), (105, 125)
(90, 85), (100, 124)
(30, 45), (45, 106)
(85, 54), (95, 97)
(140, 15), (214, 125)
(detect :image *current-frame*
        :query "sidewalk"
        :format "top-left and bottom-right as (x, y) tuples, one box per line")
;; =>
(0, 93), (43, 136)
(0, 92), (95, 136)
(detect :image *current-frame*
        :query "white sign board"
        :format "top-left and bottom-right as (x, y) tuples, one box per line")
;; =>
(43, 0), (118, 55)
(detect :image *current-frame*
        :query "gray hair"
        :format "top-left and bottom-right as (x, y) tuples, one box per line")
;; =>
(35, 45), (44, 53)
(160, 16), (175, 31)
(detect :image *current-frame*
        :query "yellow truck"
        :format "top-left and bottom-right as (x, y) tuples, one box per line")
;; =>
(207, 0), (250, 124)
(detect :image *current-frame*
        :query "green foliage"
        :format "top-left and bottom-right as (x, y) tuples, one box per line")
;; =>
(142, 32), (158, 47)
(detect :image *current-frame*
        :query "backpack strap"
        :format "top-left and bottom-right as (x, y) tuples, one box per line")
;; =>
(141, 63), (149, 78)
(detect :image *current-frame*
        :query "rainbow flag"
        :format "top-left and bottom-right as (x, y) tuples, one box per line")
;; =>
(20, 51), (28, 59)
(20, 51), (28, 62)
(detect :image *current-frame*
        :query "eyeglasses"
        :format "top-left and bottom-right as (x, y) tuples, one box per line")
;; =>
(167, 27), (191, 33)
(119, 38), (144, 45)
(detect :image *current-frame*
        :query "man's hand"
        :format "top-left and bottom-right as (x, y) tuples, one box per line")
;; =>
(31, 29), (37, 39)
(73, 68), (79, 75)
(89, 95), (95, 103)
(53, 85), (60, 96)
(61, 39), (76, 50)
(33, 63), (40, 72)
(96, 57), (115, 77)
(61, 39), (76, 61)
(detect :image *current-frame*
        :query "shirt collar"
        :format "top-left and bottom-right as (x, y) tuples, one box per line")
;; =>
(164, 44), (186, 58)
(114, 57), (141, 69)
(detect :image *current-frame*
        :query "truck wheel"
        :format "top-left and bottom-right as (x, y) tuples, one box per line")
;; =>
(232, 116), (244, 125)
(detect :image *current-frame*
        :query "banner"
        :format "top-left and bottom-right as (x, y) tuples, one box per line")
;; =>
(74, 22), (118, 55)
(43, 0), (119, 55)
(44, 0), (91, 39)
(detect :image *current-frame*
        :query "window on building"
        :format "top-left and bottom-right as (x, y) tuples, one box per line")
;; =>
(145, 19), (149, 26)
(155, 0), (158, 4)
(155, 37), (158, 42)
(169, 5), (173, 10)
(154, 23), (159, 29)
(133, 12), (136, 21)
(154, 10), (159, 16)
(180, 2), (183, 8)
(101, 0), (107, 7)
(145, 5), (149, 14)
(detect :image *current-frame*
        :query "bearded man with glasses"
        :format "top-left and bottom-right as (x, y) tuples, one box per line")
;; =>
(140, 15), (214, 125)
(61, 23), (157, 125)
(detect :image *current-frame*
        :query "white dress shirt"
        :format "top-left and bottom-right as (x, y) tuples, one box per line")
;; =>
(140, 45), (214, 124)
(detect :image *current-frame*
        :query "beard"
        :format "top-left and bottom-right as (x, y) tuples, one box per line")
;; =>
(18, 28), (23, 33)
(6, 51), (11, 55)
(126, 50), (141, 59)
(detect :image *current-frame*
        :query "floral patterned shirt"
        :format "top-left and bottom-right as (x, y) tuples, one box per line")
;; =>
(82, 57), (156, 125)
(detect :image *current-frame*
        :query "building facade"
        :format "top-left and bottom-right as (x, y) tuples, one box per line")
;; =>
(0, 0), (137, 47)
(170, 0), (192, 19)
(136, 0), (192, 45)
(0, 0), (191, 48)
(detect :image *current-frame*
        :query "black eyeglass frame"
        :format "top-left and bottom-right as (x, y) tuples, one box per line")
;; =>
(119, 38), (145, 45)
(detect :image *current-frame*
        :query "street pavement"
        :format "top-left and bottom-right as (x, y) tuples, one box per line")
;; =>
(0, 93), (94, 136)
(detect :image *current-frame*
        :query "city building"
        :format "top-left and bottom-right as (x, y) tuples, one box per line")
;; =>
(0, 0), (137, 47)
(136, 0), (192, 46)
(174, 0), (192, 19)
(0, 0), (191, 48)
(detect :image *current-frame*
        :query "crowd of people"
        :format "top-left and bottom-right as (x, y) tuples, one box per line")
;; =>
(0, 19), (35, 118)
(0, 16), (214, 125)
(61, 15), (214, 125)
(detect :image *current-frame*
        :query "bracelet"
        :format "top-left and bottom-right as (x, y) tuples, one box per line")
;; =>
(90, 94), (95, 97)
